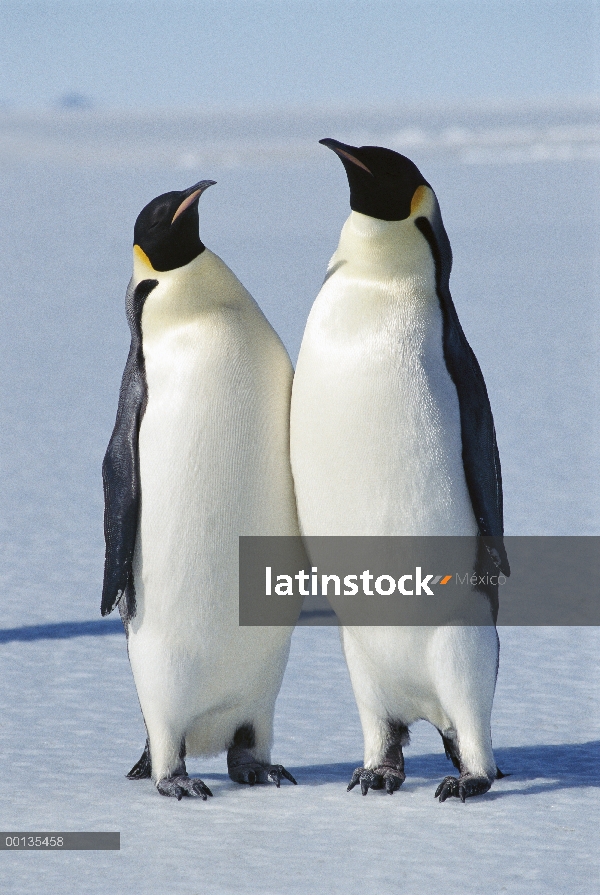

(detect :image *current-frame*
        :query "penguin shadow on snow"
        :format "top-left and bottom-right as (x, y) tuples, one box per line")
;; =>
(289, 741), (600, 798)
(482, 741), (600, 799)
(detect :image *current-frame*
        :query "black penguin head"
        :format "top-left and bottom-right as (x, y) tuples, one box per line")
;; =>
(133, 180), (216, 272)
(320, 139), (429, 222)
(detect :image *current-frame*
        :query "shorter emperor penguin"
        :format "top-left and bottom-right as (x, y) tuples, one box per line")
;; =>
(102, 180), (298, 798)
(290, 140), (510, 802)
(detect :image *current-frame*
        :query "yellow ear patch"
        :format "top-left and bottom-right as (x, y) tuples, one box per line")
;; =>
(133, 244), (155, 273)
(410, 185), (429, 216)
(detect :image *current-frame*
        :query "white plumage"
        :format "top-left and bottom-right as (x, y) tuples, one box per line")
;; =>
(129, 245), (299, 785)
(291, 183), (499, 798)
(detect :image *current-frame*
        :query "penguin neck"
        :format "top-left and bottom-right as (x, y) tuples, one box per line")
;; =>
(333, 211), (436, 283)
(133, 245), (240, 303)
(132, 243), (209, 287)
(347, 211), (402, 240)
(133, 244), (159, 283)
(132, 245), (257, 338)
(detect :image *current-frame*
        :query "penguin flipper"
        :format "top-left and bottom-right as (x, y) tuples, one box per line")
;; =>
(440, 732), (462, 771)
(415, 216), (509, 577)
(101, 278), (158, 618)
(126, 740), (152, 779)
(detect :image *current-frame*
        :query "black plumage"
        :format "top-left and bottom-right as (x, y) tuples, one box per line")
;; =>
(101, 278), (157, 619)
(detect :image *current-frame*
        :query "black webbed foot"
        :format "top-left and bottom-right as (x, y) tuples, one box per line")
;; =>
(156, 774), (213, 801)
(228, 759), (297, 787)
(227, 725), (296, 787)
(347, 766), (405, 795)
(434, 773), (492, 802)
(126, 740), (152, 779)
(228, 763), (259, 786)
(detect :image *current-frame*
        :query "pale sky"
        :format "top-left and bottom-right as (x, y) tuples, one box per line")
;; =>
(1, 0), (598, 110)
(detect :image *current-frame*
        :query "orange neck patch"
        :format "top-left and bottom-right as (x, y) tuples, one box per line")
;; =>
(410, 185), (429, 216)
(133, 244), (154, 270)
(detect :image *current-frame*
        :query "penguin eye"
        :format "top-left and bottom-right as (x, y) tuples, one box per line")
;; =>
(147, 213), (168, 232)
(148, 206), (170, 230)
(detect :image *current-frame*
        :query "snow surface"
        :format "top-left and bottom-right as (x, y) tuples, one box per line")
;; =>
(0, 111), (598, 893)
(0, 627), (598, 894)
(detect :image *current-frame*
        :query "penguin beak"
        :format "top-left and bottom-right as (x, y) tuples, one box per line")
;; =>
(171, 180), (217, 225)
(319, 138), (373, 176)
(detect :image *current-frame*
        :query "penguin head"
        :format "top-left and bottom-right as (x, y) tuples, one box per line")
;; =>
(320, 139), (430, 222)
(133, 180), (216, 272)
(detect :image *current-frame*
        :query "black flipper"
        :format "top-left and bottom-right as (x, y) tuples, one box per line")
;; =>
(440, 731), (462, 772)
(415, 213), (510, 586)
(127, 739), (152, 779)
(101, 278), (158, 619)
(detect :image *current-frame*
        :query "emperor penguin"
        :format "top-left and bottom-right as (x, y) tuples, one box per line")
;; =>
(102, 180), (298, 798)
(290, 140), (510, 802)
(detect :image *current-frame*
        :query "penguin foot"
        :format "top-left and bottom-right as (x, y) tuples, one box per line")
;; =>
(227, 731), (297, 787)
(228, 760), (297, 787)
(265, 764), (298, 787)
(434, 774), (492, 803)
(126, 741), (152, 779)
(347, 766), (405, 795)
(156, 774), (213, 801)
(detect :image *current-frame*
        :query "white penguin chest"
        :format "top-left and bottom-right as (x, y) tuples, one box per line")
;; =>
(141, 312), (251, 510)
(130, 254), (297, 628)
(291, 232), (476, 536)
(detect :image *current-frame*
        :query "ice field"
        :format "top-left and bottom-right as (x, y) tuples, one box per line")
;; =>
(0, 104), (598, 893)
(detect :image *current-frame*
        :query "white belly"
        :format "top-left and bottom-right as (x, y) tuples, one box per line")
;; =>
(289, 211), (497, 780)
(290, 270), (477, 537)
(128, 298), (298, 750)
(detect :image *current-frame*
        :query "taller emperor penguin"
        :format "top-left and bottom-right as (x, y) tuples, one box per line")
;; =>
(290, 140), (510, 802)
(102, 180), (298, 799)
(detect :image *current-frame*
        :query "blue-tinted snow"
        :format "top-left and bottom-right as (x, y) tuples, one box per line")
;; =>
(0, 628), (598, 894)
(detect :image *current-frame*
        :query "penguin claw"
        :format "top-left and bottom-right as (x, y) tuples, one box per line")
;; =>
(435, 774), (492, 802)
(347, 767), (404, 795)
(348, 767), (378, 794)
(228, 761), (297, 787)
(267, 764), (298, 787)
(385, 773), (402, 794)
(156, 774), (213, 800)
(435, 775), (459, 801)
